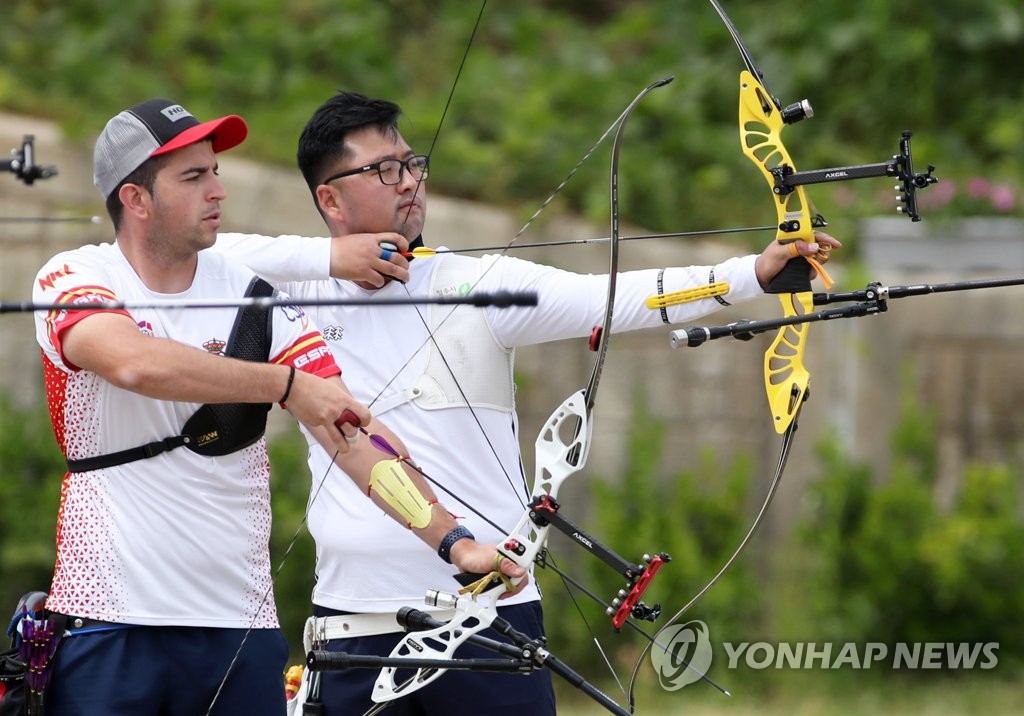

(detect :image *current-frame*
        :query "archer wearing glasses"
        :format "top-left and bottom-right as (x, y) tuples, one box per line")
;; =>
(323, 154), (429, 186)
(212, 89), (840, 716)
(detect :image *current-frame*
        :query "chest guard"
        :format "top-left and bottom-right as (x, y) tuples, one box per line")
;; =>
(373, 255), (515, 416)
(66, 277), (276, 473)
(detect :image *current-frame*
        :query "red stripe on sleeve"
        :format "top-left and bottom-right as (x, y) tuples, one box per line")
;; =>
(272, 332), (342, 379)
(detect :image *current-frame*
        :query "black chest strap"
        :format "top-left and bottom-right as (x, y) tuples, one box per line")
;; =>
(66, 277), (277, 473)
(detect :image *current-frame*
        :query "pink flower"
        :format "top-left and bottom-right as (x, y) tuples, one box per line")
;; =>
(967, 177), (991, 198)
(989, 184), (1016, 213)
(832, 185), (856, 209)
(917, 179), (956, 210)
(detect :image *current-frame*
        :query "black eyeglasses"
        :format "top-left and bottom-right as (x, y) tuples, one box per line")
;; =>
(323, 154), (429, 186)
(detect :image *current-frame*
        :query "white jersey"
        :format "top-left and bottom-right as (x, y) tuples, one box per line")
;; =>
(214, 233), (764, 613)
(33, 242), (341, 628)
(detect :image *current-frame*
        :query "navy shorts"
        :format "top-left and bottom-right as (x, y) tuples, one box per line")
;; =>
(46, 625), (288, 716)
(306, 601), (556, 715)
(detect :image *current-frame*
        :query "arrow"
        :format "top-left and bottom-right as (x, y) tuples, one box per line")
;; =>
(1, 291), (538, 315)
(0, 215), (102, 224)
(400, 223), (790, 257)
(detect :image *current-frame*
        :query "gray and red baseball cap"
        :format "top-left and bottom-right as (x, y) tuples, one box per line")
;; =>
(93, 98), (247, 199)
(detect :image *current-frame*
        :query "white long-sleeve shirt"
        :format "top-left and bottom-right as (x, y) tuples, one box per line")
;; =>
(212, 233), (764, 612)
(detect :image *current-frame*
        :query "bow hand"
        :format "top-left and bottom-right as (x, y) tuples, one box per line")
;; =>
(756, 231), (842, 290)
(451, 542), (529, 599)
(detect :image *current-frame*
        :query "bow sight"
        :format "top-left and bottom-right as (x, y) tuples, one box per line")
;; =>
(735, 45), (938, 227)
(770, 129), (938, 223)
(2, 135), (57, 186)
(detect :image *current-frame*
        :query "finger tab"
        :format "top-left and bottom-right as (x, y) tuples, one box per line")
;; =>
(335, 409), (361, 430)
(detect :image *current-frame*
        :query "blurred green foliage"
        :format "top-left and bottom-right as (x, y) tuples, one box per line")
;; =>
(1, 0), (1021, 248)
(796, 376), (1024, 661)
(0, 393), (64, 610)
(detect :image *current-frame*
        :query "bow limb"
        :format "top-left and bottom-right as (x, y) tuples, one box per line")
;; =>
(625, 404), (801, 709)
(583, 77), (674, 419)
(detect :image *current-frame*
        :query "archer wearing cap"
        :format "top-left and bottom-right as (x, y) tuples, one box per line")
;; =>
(30, 98), (375, 714)
(92, 98), (247, 238)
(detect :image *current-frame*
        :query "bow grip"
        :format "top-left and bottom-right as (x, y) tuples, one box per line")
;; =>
(765, 254), (813, 295)
(453, 571), (505, 590)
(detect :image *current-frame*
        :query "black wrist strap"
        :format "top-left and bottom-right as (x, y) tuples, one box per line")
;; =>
(656, 268), (670, 324)
(280, 365), (296, 404)
(437, 525), (474, 564)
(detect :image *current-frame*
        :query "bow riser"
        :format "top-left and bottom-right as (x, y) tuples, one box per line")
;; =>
(764, 293), (814, 433)
(739, 70), (817, 247)
(531, 389), (593, 500)
(738, 69), (816, 433)
(490, 392), (591, 585)
(370, 388), (593, 701)
(372, 591), (500, 702)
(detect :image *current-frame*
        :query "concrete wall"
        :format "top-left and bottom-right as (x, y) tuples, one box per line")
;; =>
(3, 113), (1022, 549)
